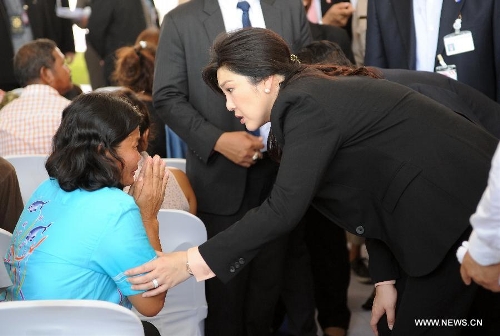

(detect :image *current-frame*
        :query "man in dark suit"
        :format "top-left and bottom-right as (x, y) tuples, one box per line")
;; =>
(365, 0), (500, 102)
(85, 0), (148, 87)
(152, 0), (312, 335)
(0, 0), (75, 91)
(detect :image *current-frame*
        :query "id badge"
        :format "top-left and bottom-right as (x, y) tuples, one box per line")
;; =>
(10, 15), (24, 35)
(444, 31), (475, 56)
(435, 64), (457, 80)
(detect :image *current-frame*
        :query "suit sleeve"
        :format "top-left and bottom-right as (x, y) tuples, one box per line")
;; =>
(152, 14), (223, 162)
(364, 0), (387, 67)
(198, 92), (341, 282)
(494, 0), (500, 102)
(56, 0), (76, 54)
(365, 238), (400, 283)
(86, 0), (114, 59)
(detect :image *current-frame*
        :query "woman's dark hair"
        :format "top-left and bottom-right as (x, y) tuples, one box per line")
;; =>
(109, 88), (153, 152)
(45, 92), (142, 192)
(112, 42), (156, 95)
(202, 28), (380, 93)
(297, 40), (354, 67)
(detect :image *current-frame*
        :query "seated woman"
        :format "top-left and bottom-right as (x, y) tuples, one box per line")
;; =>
(117, 89), (197, 214)
(2, 92), (168, 335)
(112, 39), (167, 158)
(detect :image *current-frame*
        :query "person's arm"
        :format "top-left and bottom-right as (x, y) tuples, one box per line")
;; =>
(168, 167), (197, 215)
(0, 159), (24, 233)
(459, 144), (500, 291)
(126, 89), (342, 290)
(364, 0), (387, 67)
(86, 0), (113, 59)
(322, 2), (355, 27)
(92, 197), (166, 316)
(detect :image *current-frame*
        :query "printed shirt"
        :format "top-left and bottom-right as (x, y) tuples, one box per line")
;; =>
(2, 179), (156, 307)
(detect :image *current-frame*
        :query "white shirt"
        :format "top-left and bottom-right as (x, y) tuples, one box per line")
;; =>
(412, 0), (443, 72)
(464, 144), (500, 266)
(218, 0), (270, 150)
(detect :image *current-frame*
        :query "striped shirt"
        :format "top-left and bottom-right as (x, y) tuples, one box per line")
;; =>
(0, 85), (70, 156)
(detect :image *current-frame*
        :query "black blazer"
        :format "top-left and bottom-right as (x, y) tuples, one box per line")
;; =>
(198, 76), (498, 283)
(365, 0), (500, 102)
(153, 0), (312, 215)
(379, 68), (500, 139)
(0, 0), (75, 91)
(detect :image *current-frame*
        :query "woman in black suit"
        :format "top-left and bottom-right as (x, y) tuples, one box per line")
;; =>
(127, 28), (499, 335)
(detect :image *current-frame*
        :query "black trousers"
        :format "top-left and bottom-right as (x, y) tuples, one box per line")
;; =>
(200, 157), (288, 336)
(304, 207), (351, 330)
(376, 227), (500, 336)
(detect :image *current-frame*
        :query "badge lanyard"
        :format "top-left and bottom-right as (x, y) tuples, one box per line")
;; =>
(435, 11), (475, 80)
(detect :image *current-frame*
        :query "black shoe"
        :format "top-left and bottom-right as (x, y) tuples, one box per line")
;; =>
(361, 289), (375, 311)
(350, 257), (372, 284)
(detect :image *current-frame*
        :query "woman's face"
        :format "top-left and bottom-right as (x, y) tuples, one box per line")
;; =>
(217, 66), (274, 132)
(115, 127), (141, 186)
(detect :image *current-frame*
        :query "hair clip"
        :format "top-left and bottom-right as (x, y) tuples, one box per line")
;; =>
(290, 54), (300, 64)
(139, 41), (147, 49)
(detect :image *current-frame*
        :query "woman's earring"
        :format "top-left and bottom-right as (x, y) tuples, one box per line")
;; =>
(264, 88), (270, 94)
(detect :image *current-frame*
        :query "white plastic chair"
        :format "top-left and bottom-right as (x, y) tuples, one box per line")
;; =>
(0, 299), (145, 336)
(0, 228), (13, 290)
(162, 158), (186, 173)
(134, 209), (207, 336)
(3, 154), (49, 205)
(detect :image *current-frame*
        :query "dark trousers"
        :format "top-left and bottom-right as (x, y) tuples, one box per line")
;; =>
(304, 207), (351, 330)
(273, 218), (317, 336)
(376, 228), (500, 336)
(200, 157), (288, 336)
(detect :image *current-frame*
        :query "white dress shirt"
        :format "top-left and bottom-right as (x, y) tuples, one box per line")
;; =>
(465, 144), (500, 266)
(413, 0), (443, 72)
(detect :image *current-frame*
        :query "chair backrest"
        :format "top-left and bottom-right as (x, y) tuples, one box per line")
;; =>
(0, 228), (13, 289)
(0, 299), (145, 336)
(162, 158), (186, 173)
(134, 209), (207, 335)
(3, 155), (49, 205)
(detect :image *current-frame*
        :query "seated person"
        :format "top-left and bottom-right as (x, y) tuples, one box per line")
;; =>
(0, 39), (72, 156)
(117, 89), (197, 214)
(2, 92), (168, 335)
(0, 157), (23, 233)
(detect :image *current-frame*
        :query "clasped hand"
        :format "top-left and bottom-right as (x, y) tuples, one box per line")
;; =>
(129, 154), (168, 221)
(460, 252), (500, 292)
(214, 131), (264, 167)
(370, 284), (397, 335)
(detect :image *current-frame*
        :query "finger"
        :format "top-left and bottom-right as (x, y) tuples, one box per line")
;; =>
(386, 306), (396, 330)
(370, 309), (382, 336)
(125, 261), (154, 277)
(460, 266), (472, 285)
(142, 284), (170, 297)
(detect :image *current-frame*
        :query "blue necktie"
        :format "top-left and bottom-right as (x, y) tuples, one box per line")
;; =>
(237, 1), (252, 28)
(236, 1), (259, 136)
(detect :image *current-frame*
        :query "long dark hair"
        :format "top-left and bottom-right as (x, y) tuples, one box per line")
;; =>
(202, 28), (380, 94)
(45, 92), (142, 191)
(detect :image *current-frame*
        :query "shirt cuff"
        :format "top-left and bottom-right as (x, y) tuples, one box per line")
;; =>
(187, 246), (216, 281)
(374, 280), (396, 287)
(468, 230), (500, 266)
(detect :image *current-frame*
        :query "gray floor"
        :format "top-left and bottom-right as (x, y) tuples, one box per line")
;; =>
(343, 273), (374, 336)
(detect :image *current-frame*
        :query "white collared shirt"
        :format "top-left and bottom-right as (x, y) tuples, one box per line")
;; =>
(218, 0), (266, 32)
(413, 0), (443, 71)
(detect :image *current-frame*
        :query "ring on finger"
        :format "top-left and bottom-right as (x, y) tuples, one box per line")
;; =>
(152, 278), (159, 289)
(252, 152), (260, 161)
